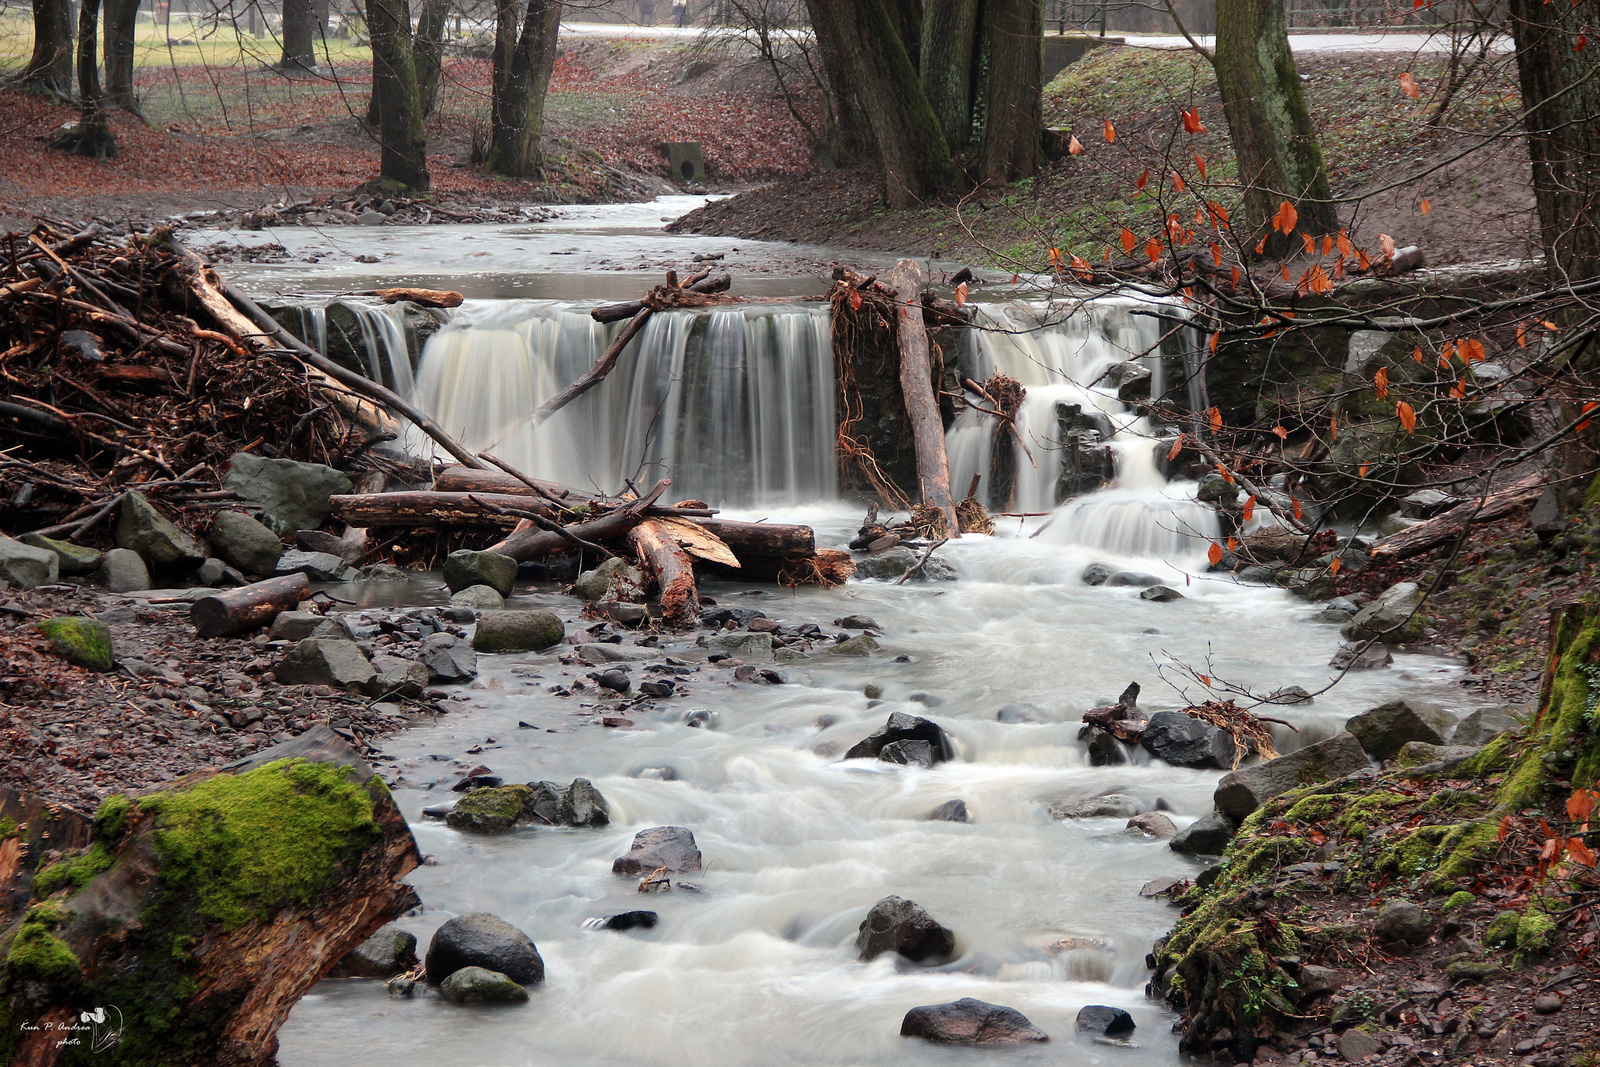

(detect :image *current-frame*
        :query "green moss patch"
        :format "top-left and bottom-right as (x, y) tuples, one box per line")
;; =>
(36, 617), (115, 672)
(4, 905), (79, 986)
(33, 843), (114, 898)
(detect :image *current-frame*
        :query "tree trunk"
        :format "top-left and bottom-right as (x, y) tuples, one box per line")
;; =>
(328, 491), (562, 527)
(485, 0), (561, 177)
(807, 0), (875, 164)
(57, 0), (117, 158)
(102, 0), (139, 110)
(628, 520), (700, 629)
(1212, 0), (1337, 256)
(365, 0), (431, 191)
(487, 480), (670, 561)
(888, 259), (960, 535)
(803, 0), (954, 208)
(920, 0), (980, 149)
(20, 0), (74, 95)
(413, 0), (449, 116)
(281, 0), (317, 70)
(189, 574), (312, 638)
(887, 0), (923, 68)
(491, 0), (518, 131)
(975, 0), (1042, 184)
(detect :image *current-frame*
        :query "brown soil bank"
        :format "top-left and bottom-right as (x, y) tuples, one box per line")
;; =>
(673, 46), (1538, 272)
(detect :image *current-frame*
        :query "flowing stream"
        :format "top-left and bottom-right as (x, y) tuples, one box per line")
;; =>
(217, 199), (1483, 1067)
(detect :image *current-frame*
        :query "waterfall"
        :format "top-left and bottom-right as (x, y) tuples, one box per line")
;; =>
(948, 298), (1220, 562)
(337, 300), (416, 397)
(409, 303), (836, 505)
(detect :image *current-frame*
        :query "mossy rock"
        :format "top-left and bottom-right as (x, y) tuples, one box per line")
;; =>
(1484, 910), (1520, 949)
(37, 616), (115, 671)
(33, 842), (114, 898)
(1515, 910), (1555, 956)
(4, 904), (80, 986)
(1443, 890), (1475, 909)
(446, 785), (535, 834)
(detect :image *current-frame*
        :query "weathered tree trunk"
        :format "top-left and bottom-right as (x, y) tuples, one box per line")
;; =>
(629, 519), (700, 628)
(102, 0), (139, 110)
(57, 0), (117, 158)
(888, 259), (959, 535)
(19, 0), (74, 95)
(487, 480), (670, 560)
(920, 0), (980, 149)
(365, 0), (431, 191)
(1367, 473), (1545, 563)
(491, 0), (518, 131)
(281, 0), (317, 70)
(807, 0), (875, 164)
(1212, 0), (1337, 256)
(886, 0), (924, 68)
(975, 0), (1043, 184)
(803, 0), (954, 207)
(433, 466), (594, 501)
(485, 0), (561, 176)
(413, 0), (449, 116)
(329, 491), (561, 526)
(189, 574), (311, 638)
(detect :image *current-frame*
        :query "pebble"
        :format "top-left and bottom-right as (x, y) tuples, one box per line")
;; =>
(1532, 994), (1563, 1014)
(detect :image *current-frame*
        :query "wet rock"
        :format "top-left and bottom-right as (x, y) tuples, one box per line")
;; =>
(1278, 566), (1335, 600)
(926, 800), (969, 822)
(439, 966), (528, 1005)
(698, 605), (765, 628)
(1082, 726), (1126, 765)
(1329, 642), (1393, 670)
(295, 529), (364, 566)
(386, 976), (416, 997)
(578, 644), (656, 662)
(857, 895), (956, 963)
(1337, 1029), (1382, 1061)
(1453, 706), (1519, 745)
(709, 632), (773, 658)
(369, 653), (428, 698)
(901, 998), (1047, 1044)
(607, 602), (647, 626)
(880, 739), (935, 767)
(447, 785), (536, 833)
(612, 826), (702, 876)
(1213, 731), (1370, 819)
(845, 712), (953, 763)
(443, 549), (518, 596)
(1532, 994), (1563, 1015)
(1238, 525), (1309, 564)
(1169, 811), (1240, 856)
(18, 532), (102, 576)
(224, 452), (353, 535)
(1341, 581), (1424, 643)
(1345, 698), (1456, 760)
(1080, 562), (1114, 586)
(997, 703), (1044, 724)
(1196, 473), (1238, 505)
(1140, 585), (1184, 602)
(425, 912), (544, 986)
(1126, 812), (1177, 839)
(116, 490), (205, 568)
(450, 584), (505, 611)
(1265, 686), (1314, 705)
(1050, 794), (1141, 820)
(330, 923), (418, 978)
(1104, 359), (1151, 403)
(420, 632), (478, 683)
(1373, 900), (1431, 944)
(361, 562), (411, 581)
(684, 709), (717, 728)
(826, 634), (880, 656)
(594, 668), (631, 692)
(473, 610), (564, 652)
(208, 511), (284, 576)
(0, 535), (57, 591)
(274, 637), (376, 692)
(269, 611), (332, 642)
(839, 614), (880, 629)
(855, 546), (956, 582)
(37, 617), (115, 671)
(639, 679), (675, 697)
(1396, 741), (1479, 771)
(99, 547), (150, 592)
(1297, 964), (1342, 1001)
(1075, 1005), (1135, 1036)
(195, 558), (228, 586)
(1105, 571), (1162, 588)
(275, 550), (357, 582)
(599, 911), (658, 931)
(1141, 711), (1237, 769)
(571, 557), (646, 602)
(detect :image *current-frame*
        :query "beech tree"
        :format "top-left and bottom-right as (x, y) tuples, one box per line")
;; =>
(281, 0), (318, 71)
(18, 0), (74, 96)
(485, 0), (562, 176)
(103, 0), (141, 109)
(366, 0), (431, 190)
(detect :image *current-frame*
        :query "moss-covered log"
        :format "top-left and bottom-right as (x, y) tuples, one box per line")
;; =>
(0, 727), (420, 1066)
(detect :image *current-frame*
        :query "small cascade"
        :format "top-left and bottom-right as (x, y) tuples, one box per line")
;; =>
(409, 303), (835, 505)
(948, 298), (1218, 561)
(335, 300), (415, 398)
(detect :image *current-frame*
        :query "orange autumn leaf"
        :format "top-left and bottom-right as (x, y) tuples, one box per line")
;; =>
(1568, 788), (1595, 822)
(1374, 367), (1389, 399)
(1570, 838), (1597, 867)
(1209, 331), (1220, 352)
(1208, 542), (1224, 566)
(1292, 497), (1304, 520)
(1136, 169), (1149, 192)
(1231, 265), (1241, 287)
(1420, 198), (1432, 215)
(1168, 434), (1186, 461)
(1274, 199), (1299, 235)
(1211, 241), (1223, 266)
(1104, 119), (1117, 142)
(1070, 253), (1094, 281)
(1049, 246), (1064, 268)
(1173, 171), (1187, 193)
(1208, 406), (1223, 431)
(1579, 400), (1598, 432)
(1413, 345), (1425, 364)
(1463, 338), (1486, 362)
(1397, 400), (1418, 432)
(1358, 464), (1369, 478)
(1209, 201), (1230, 227)
(1226, 536), (1239, 552)
(1281, 263), (1292, 282)
(1336, 230), (1354, 257)
(1302, 231), (1315, 254)
(1400, 71), (1421, 98)
(848, 288), (862, 310)
(1272, 425), (1288, 440)
(1194, 151), (1207, 178)
(1357, 249), (1373, 271)
(1379, 233), (1397, 258)
(1330, 414), (1338, 440)
(954, 281), (968, 307)
(1517, 323), (1528, 348)
(1306, 265), (1333, 294)
(1330, 557), (1343, 575)
(1322, 234), (1334, 255)
(1146, 237), (1163, 263)
(1121, 227), (1137, 255)
(1242, 495), (1256, 522)
(1182, 108), (1206, 133)
(1197, 674), (1212, 686)
(1069, 135), (1084, 155)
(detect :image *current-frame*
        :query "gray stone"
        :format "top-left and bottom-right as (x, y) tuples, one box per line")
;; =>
(826, 634), (880, 656)
(473, 610), (564, 652)
(1529, 486), (1564, 539)
(565, 778), (610, 827)
(1082, 726), (1127, 765)
(360, 562), (411, 581)
(1170, 811), (1239, 856)
(1265, 686), (1315, 705)
(18, 533), (101, 576)
(709, 632), (773, 658)
(275, 550), (356, 582)
(1081, 562), (1114, 586)
(997, 703), (1044, 723)
(1453, 706), (1518, 746)
(612, 826), (702, 876)
(331, 923), (417, 978)
(1330, 642), (1393, 670)
(269, 611), (333, 642)
(1126, 812), (1178, 839)
(224, 453), (353, 536)
(844, 712), (953, 763)
(879, 739), (935, 767)
(1196, 473), (1238, 505)
(370, 653), (428, 698)
(1104, 359), (1151, 403)
(1373, 901), (1430, 944)
(577, 644), (656, 662)
(357, 210), (389, 226)
(900, 998), (1048, 1045)
(1213, 731), (1371, 819)
(1345, 698), (1457, 760)
(597, 910), (658, 931)
(295, 528), (365, 566)
(926, 799), (969, 822)
(116, 491), (204, 569)
(195, 558), (227, 586)
(443, 549), (518, 596)
(209, 511), (284, 576)
(386, 976), (416, 997)
(100, 548), (150, 593)
(857, 895), (956, 963)
(1396, 742), (1479, 771)
(1279, 566), (1335, 601)
(1106, 571), (1162, 588)
(420, 632), (477, 683)
(438, 966), (527, 1005)
(274, 637), (376, 691)
(1075, 1005), (1135, 1036)
(425, 912), (544, 986)
(450, 584), (505, 610)
(1140, 584), (1184, 601)
(1049, 794), (1141, 820)
(1297, 964), (1342, 1001)
(447, 785), (536, 833)
(1337, 1028), (1382, 1062)
(839, 614), (880, 629)
(1341, 581), (1424, 644)
(855, 546), (957, 582)
(1142, 711), (1238, 769)
(0, 535), (59, 590)
(570, 557), (646, 602)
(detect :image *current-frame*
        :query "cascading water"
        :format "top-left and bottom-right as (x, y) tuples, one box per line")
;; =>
(408, 302), (835, 505)
(946, 299), (1220, 563)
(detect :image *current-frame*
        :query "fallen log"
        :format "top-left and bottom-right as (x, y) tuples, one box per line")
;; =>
(590, 271), (731, 323)
(629, 520), (700, 628)
(695, 517), (813, 559)
(362, 287), (464, 308)
(432, 466), (596, 502)
(189, 573), (311, 637)
(887, 259), (959, 537)
(1368, 472), (1545, 563)
(487, 479), (670, 561)
(329, 491), (562, 527)
(652, 516), (739, 567)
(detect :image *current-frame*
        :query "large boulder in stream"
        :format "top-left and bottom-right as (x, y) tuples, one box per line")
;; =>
(209, 510), (284, 576)
(439, 965), (529, 1005)
(1213, 731), (1371, 819)
(1340, 581), (1425, 644)
(443, 549), (518, 596)
(901, 998), (1049, 1044)
(857, 895), (957, 963)
(612, 826), (702, 876)
(0, 725), (421, 1065)
(425, 912), (544, 986)
(1141, 711), (1239, 769)
(845, 712), (954, 764)
(1344, 698), (1457, 761)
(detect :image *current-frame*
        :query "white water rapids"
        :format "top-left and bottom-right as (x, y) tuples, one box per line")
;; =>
(212, 200), (1484, 1067)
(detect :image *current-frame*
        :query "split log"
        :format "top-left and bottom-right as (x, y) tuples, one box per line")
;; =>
(629, 520), (700, 628)
(1368, 473), (1545, 563)
(487, 479), (671, 561)
(329, 492), (561, 528)
(529, 307), (653, 425)
(362, 287), (464, 308)
(652, 516), (739, 567)
(432, 466), (596, 502)
(887, 259), (959, 537)
(189, 573), (311, 637)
